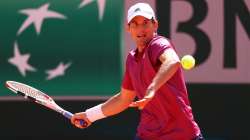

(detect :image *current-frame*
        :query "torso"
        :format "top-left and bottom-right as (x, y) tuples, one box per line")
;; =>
(126, 35), (200, 140)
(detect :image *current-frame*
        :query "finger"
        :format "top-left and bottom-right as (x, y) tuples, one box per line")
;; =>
(129, 100), (144, 107)
(75, 119), (88, 129)
(134, 99), (146, 105)
(138, 106), (143, 110)
(144, 90), (155, 99)
(137, 99), (150, 110)
(129, 101), (143, 109)
(71, 115), (79, 123)
(138, 101), (146, 110)
(71, 115), (77, 124)
(71, 113), (84, 124)
(75, 123), (84, 129)
(129, 102), (138, 107)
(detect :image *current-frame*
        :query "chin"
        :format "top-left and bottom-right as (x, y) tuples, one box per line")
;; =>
(137, 39), (147, 44)
(136, 41), (146, 46)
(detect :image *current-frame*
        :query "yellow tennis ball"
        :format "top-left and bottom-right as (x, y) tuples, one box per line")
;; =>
(181, 55), (195, 70)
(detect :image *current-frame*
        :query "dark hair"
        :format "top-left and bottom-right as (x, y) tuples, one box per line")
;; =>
(151, 17), (156, 23)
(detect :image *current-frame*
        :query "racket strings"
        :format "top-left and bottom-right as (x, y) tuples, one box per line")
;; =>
(12, 83), (49, 101)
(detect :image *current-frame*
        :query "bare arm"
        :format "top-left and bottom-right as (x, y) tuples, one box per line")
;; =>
(102, 88), (136, 116)
(130, 48), (180, 109)
(148, 48), (181, 93)
(71, 88), (136, 128)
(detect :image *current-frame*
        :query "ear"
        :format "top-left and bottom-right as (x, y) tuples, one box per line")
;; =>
(154, 20), (159, 32)
(126, 24), (130, 33)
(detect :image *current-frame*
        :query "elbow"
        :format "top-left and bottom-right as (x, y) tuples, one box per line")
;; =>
(173, 60), (181, 68)
(165, 59), (180, 68)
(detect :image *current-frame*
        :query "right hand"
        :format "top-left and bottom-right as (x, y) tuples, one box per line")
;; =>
(129, 86), (156, 110)
(70, 112), (92, 129)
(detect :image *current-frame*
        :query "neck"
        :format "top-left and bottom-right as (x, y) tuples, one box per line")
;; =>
(137, 45), (146, 53)
(137, 34), (157, 52)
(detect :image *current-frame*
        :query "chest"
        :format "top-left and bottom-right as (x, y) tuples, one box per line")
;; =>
(127, 51), (157, 96)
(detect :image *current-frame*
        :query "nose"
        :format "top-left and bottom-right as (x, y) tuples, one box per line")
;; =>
(135, 25), (146, 32)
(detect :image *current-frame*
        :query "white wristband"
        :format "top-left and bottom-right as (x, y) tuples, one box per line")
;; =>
(85, 104), (106, 122)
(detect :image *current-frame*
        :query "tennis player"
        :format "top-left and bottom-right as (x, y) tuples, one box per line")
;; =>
(71, 2), (205, 140)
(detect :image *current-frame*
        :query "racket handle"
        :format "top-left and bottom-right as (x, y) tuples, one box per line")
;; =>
(64, 110), (74, 119)
(64, 111), (88, 127)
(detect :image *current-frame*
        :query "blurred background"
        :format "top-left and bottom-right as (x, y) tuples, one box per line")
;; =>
(0, 0), (249, 139)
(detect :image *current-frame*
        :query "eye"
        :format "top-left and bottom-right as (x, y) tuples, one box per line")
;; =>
(130, 22), (138, 28)
(143, 20), (151, 25)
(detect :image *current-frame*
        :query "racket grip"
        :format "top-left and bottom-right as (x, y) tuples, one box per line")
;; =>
(64, 111), (88, 127)
(64, 110), (74, 119)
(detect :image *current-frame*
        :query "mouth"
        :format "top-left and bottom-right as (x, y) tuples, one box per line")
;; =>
(137, 34), (146, 39)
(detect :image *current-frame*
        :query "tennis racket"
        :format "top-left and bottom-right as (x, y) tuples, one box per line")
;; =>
(5, 80), (87, 127)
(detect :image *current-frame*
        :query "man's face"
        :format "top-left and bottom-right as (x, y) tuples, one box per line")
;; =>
(127, 16), (158, 47)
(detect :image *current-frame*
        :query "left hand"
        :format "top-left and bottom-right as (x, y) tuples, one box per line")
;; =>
(129, 86), (155, 110)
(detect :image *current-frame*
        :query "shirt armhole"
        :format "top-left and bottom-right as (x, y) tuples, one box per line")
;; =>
(121, 58), (134, 90)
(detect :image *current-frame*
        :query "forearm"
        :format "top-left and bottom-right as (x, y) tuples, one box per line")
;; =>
(101, 93), (131, 116)
(130, 61), (180, 110)
(85, 88), (135, 123)
(150, 61), (180, 91)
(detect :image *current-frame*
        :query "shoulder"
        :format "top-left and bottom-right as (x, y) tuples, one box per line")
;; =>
(146, 36), (177, 64)
(127, 49), (136, 59)
(148, 35), (172, 48)
(125, 49), (136, 64)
